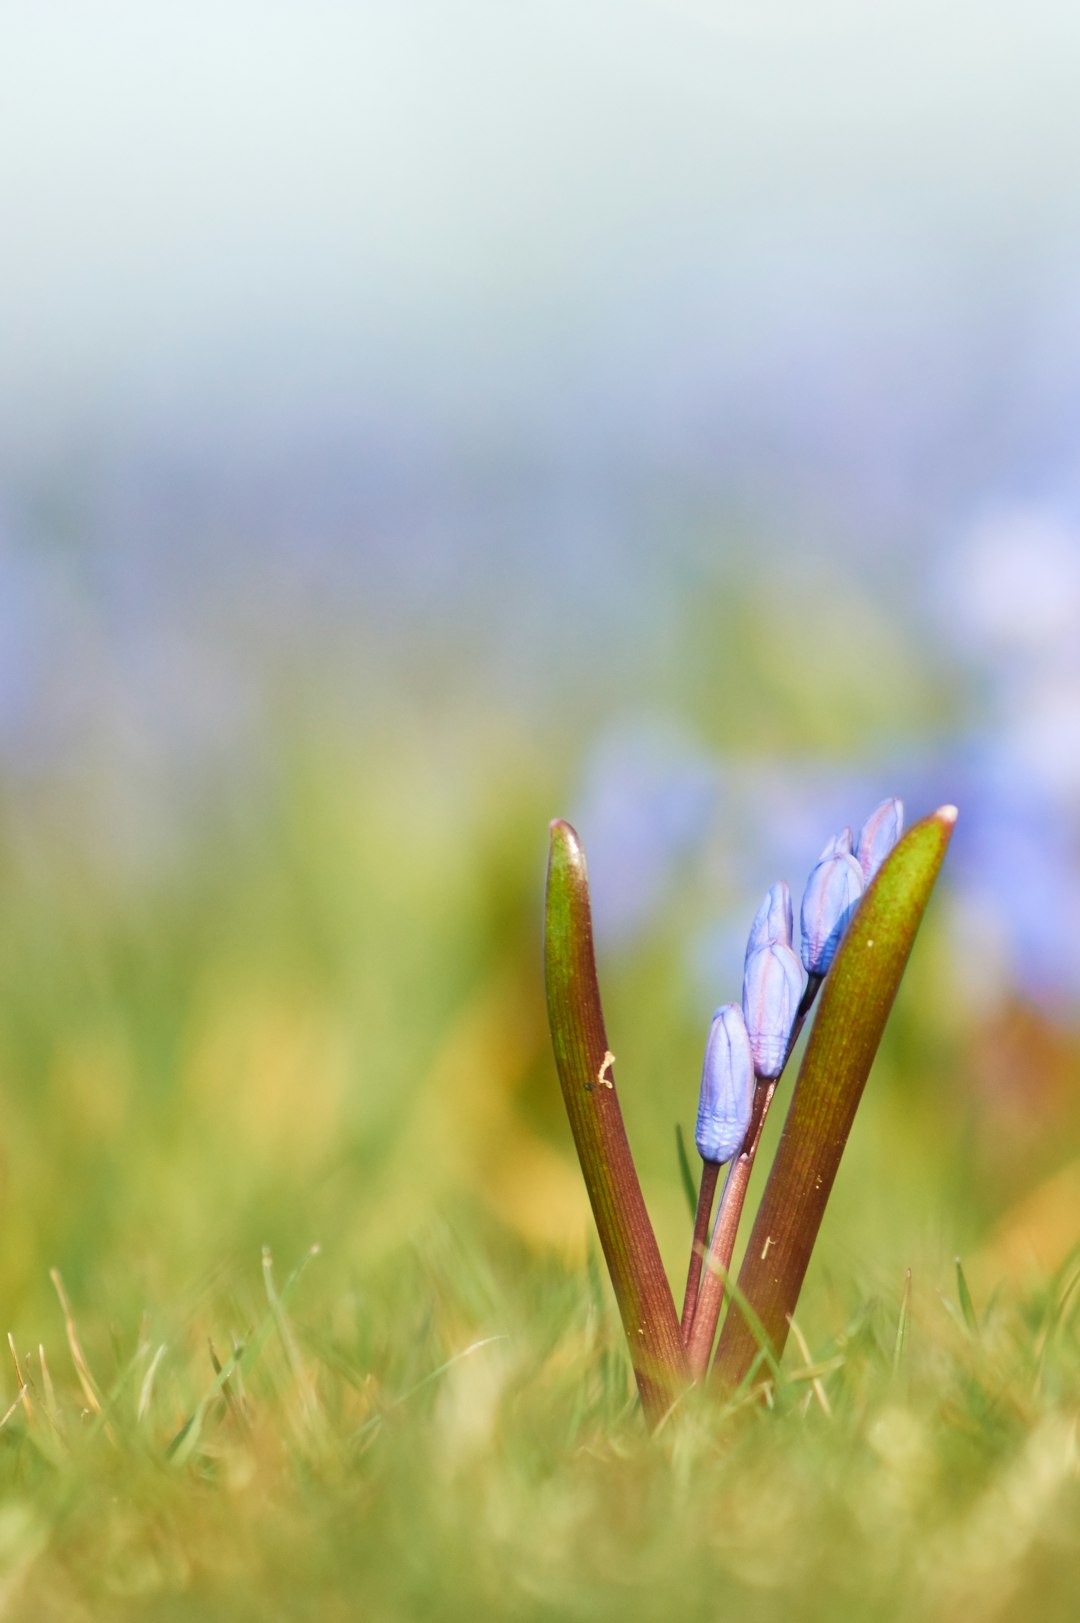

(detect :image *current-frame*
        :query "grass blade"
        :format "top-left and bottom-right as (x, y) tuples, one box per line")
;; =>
(893, 1269), (912, 1375)
(714, 806), (956, 1388)
(955, 1257), (979, 1333)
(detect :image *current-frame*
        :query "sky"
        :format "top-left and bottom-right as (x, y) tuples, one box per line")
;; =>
(4, 1), (1080, 468)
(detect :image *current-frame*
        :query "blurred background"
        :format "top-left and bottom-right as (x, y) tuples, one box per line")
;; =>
(2, 1), (1079, 1334)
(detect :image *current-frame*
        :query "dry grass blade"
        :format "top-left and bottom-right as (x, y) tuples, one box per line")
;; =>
(50, 1268), (104, 1415)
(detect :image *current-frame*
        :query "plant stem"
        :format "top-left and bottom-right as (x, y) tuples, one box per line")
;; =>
(684, 1077), (774, 1378)
(680, 1161), (719, 1339)
(683, 977), (823, 1377)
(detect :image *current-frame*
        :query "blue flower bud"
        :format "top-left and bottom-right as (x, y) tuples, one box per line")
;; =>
(818, 827), (854, 860)
(854, 798), (904, 882)
(695, 1003), (756, 1164)
(743, 880), (794, 968)
(741, 943), (806, 1079)
(799, 847), (865, 975)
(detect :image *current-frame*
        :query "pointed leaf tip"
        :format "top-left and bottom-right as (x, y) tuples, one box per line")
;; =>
(548, 819), (587, 881)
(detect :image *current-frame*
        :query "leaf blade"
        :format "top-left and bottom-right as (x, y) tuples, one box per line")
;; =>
(544, 820), (688, 1420)
(714, 806), (956, 1388)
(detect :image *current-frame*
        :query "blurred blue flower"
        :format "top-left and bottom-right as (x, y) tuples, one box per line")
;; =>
(929, 503), (1080, 1010)
(936, 506), (1080, 663)
(695, 1003), (755, 1165)
(573, 716), (719, 947)
(941, 733), (1080, 1009)
(0, 535), (49, 751)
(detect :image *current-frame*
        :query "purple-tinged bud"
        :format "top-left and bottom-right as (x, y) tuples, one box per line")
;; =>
(818, 827), (854, 860)
(743, 880), (794, 968)
(854, 798), (904, 882)
(695, 1003), (756, 1165)
(799, 848), (865, 975)
(742, 943), (806, 1079)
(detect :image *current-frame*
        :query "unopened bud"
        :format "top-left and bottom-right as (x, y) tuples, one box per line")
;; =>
(744, 881), (794, 968)
(742, 943), (806, 1078)
(818, 827), (854, 860)
(799, 846), (865, 975)
(695, 1003), (756, 1165)
(854, 798), (904, 882)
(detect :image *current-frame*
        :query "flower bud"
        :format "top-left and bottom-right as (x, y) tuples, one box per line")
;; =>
(695, 1003), (756, 1165)
(854, 798), (904, 882)
(799, 846), (865, 975)
(742, 943), (806, 1078)
(819, 827), (854, 860)
(743, 880), (794, 968)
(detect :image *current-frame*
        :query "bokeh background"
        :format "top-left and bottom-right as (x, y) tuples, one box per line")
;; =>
(2, 1), (1080, 1335)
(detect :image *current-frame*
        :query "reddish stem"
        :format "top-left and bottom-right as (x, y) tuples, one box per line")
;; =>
(685, 1077), (775, 1378)
(680, 1161), (720, 1340)
(684, 978), (824, 1380)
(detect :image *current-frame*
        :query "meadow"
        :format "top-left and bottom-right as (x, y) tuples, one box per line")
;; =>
(2, 700), (1079, 1622)
(5, 6), (1080, 1615)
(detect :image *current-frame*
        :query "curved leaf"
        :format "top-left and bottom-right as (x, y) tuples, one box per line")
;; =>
(545, 820), (688, 1420)
(714, 806), (956, 1388)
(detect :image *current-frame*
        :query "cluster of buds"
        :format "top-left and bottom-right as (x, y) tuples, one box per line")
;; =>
(695, 798), (903, 1167)
(546, 791), (955, 1414)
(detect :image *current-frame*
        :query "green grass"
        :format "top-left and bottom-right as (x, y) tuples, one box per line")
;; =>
(5, 1229), (1080, 1621)
(2, 730), (1080, 1619)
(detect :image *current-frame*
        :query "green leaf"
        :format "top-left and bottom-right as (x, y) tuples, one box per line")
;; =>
(544, 820), (688, 1422)
(714, 806), (956, 1389)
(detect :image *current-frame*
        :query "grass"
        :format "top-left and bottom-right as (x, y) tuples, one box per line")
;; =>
(4, 1229), (1080, 1620)
(2, 732), (1080, 1618)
